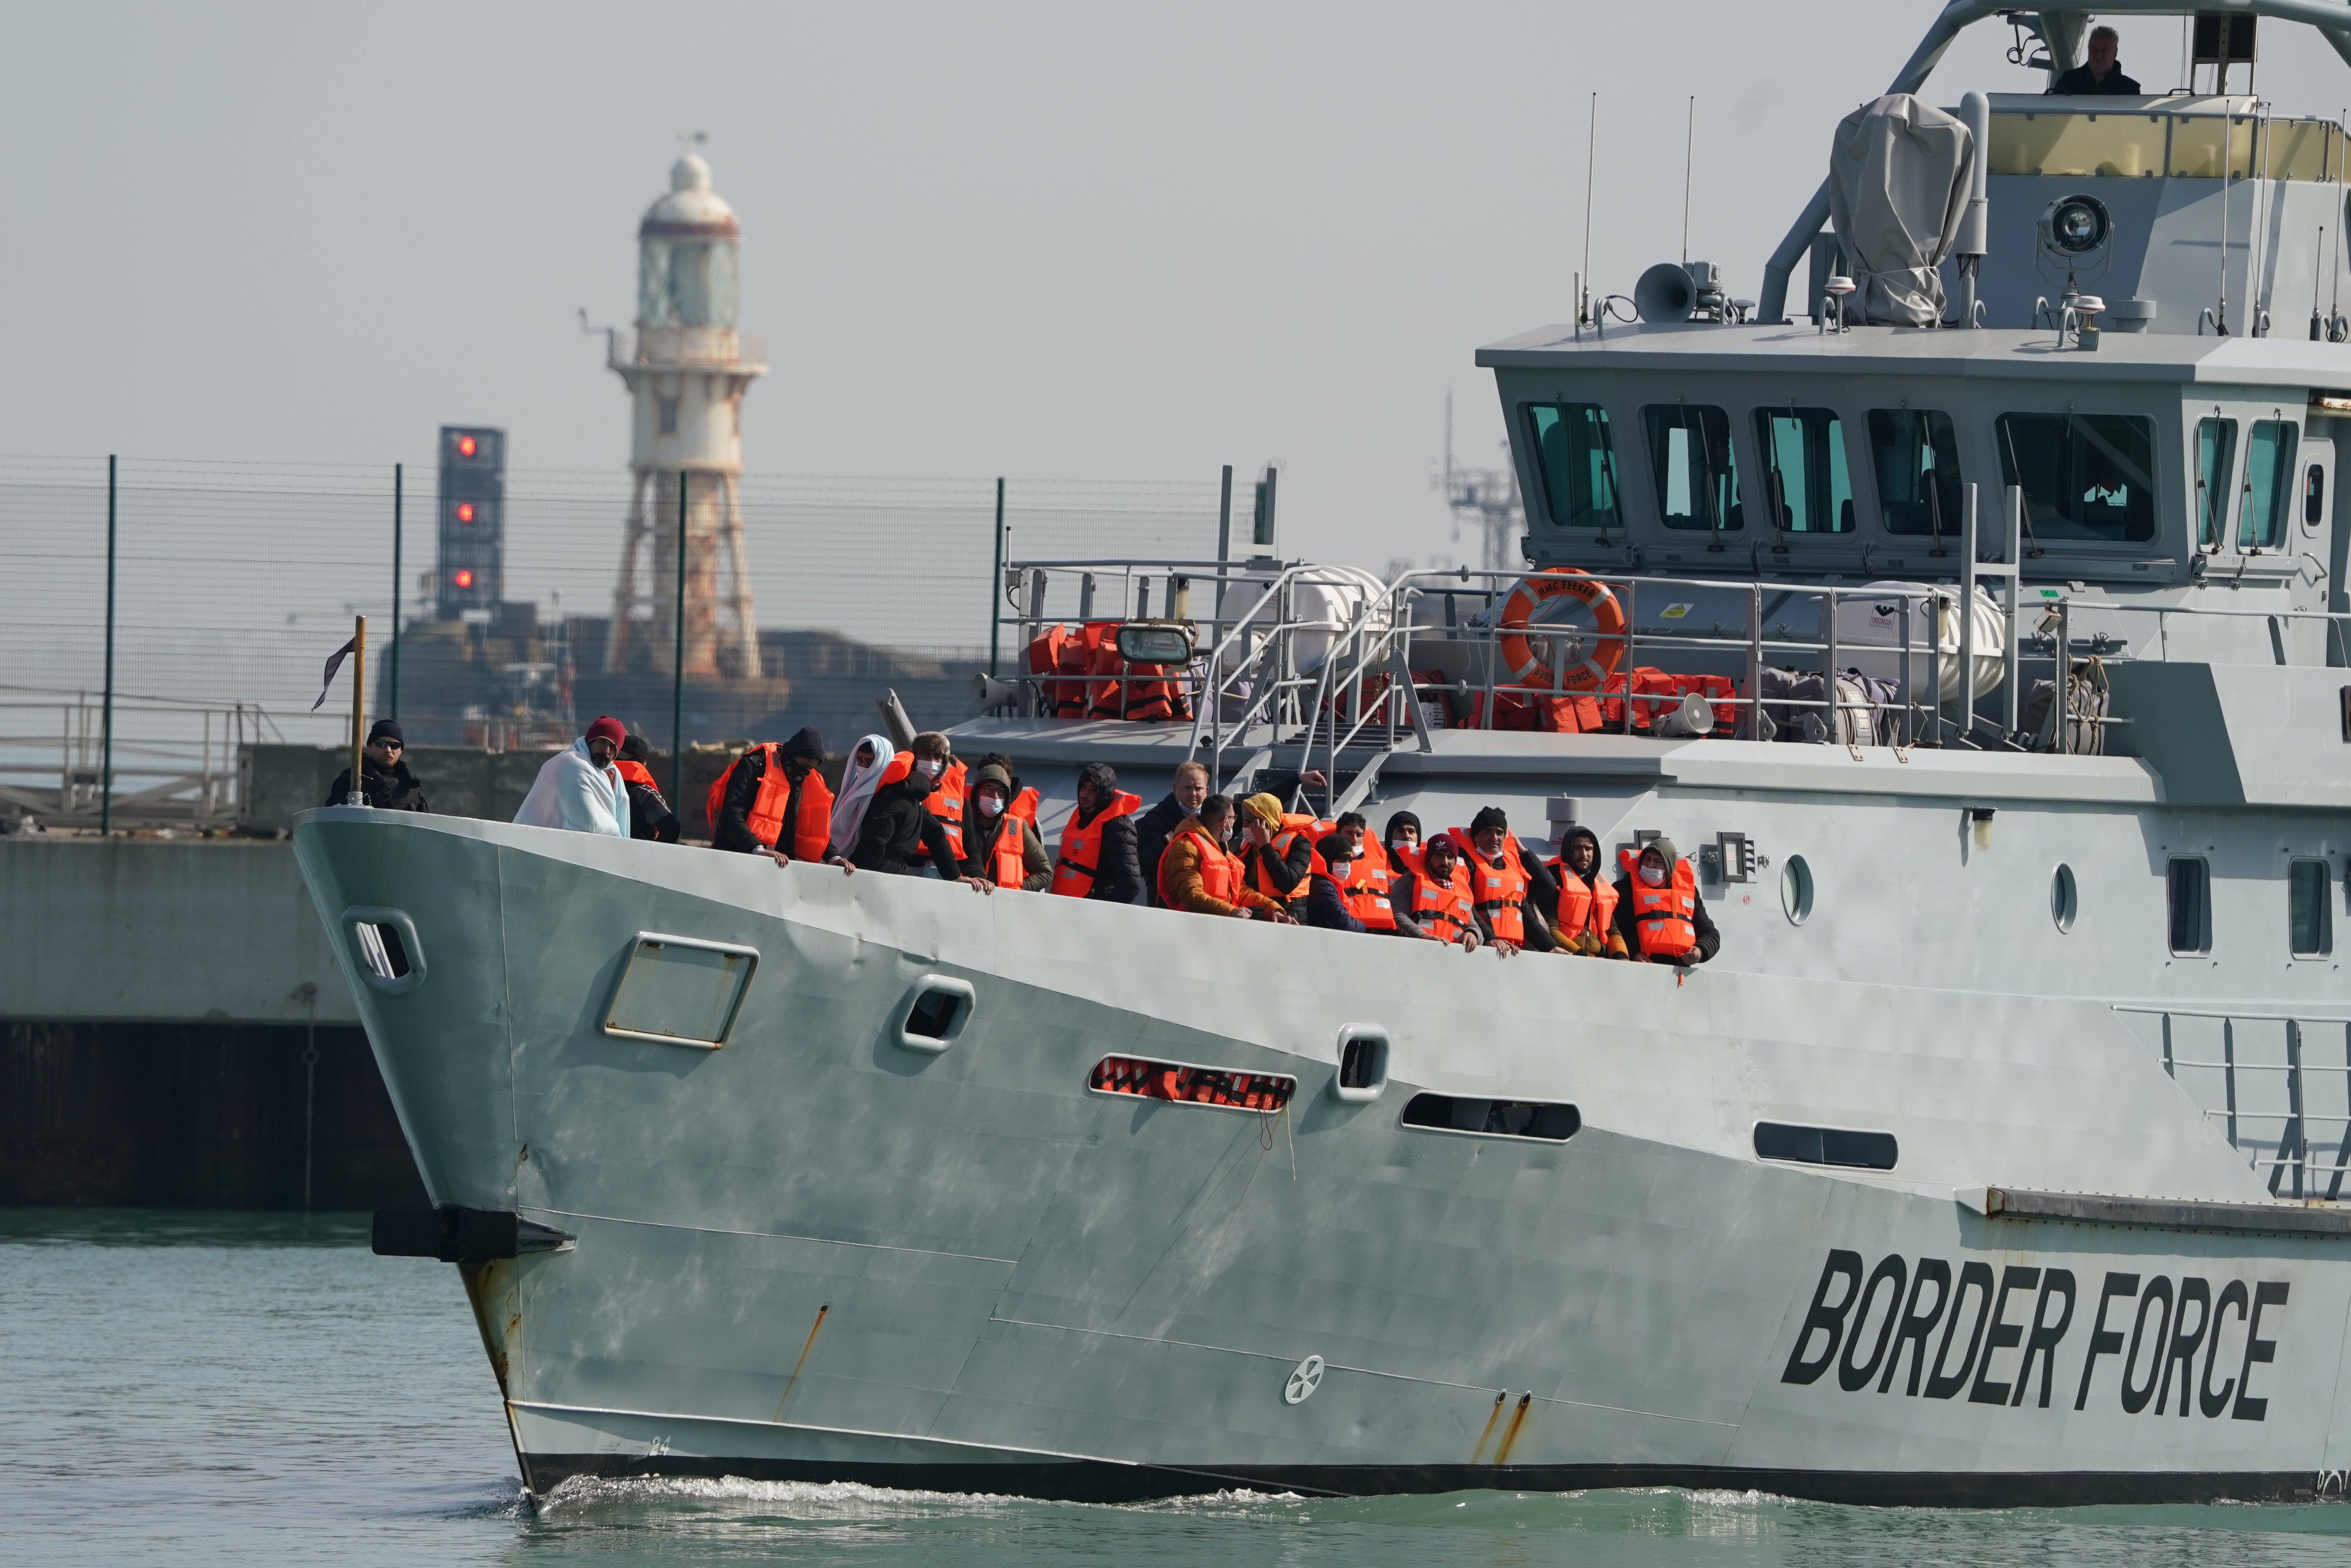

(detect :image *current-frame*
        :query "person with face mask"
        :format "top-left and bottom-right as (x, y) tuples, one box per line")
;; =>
(1612, 837), (1718, 966)
(1131, 759), (1211, 905)
(1323, 814), (1395, 932)
(826, 732), (898, 864)
(961, 758), (1050, 890)
(709, 727), (830, 859)
(851, 732), (987, 885)
(1547, 825), (1626, 957)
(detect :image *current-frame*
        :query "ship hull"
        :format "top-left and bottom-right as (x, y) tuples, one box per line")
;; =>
(295, 810), (2351, 1504)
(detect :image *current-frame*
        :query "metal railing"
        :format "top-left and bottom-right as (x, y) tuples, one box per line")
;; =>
(2123, 1004), (2351, 1202)
(0, 687), (282, 830)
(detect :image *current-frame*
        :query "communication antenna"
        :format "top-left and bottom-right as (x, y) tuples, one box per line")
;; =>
(1581, 93), (1598, 328)
(1681, 96), (1696, 266)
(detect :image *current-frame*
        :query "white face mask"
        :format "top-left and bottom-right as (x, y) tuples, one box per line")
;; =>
(1640, 861), (1668, 887)
(917, 758), (945, 779)
(977, 794), (1005, 818)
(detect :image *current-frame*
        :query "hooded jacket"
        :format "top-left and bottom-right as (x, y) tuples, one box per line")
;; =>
(712, 728), (826, 854)
(1611, 838), (1720, 964)
(851, 765), (960, 874)
(961, 762), (1051, 890)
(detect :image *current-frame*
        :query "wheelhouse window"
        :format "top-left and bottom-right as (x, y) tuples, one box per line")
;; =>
(2195, 416), (2237, 549)
(1996, 412), (2158, 543)
(2290, 859), (2334, 958)
(1752, 408), (1855, 533)
(1642, 404), (1743, 533)
(2239, 420), (2299, 551)
(2168, 856), (2211, 955)
(1866, 409), (1963, 537)
(1525, 402), (1623, 531)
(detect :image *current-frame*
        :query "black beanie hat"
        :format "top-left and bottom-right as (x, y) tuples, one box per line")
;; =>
(367, 719), (403, 746)
(1470, 806), (1509, 835)
(1384, 810), (1421, 846)
(1316, 831), (1354, 866)
(781, 726), (826, 763)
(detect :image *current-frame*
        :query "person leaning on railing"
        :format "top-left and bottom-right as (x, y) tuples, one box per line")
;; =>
(1157, 794), (1295, 922)
(960, 759), (1051, 891)
(1611, 837), (1718, 967)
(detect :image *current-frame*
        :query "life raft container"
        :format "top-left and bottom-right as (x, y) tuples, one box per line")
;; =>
(1497, 567), (1627, 693)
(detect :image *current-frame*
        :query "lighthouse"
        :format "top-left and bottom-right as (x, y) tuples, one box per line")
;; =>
(603, 149), (765, 678)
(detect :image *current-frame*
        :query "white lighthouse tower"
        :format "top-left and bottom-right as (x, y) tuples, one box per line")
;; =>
(603, 149), (766, 678)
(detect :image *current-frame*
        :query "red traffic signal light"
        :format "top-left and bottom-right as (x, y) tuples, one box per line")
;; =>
(452, 569), (475, 589)
(456, 434), (477, 457)
(455, 502), (475, 524)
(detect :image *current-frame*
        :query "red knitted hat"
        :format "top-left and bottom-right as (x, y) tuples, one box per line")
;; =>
(585, 716), (626, 748)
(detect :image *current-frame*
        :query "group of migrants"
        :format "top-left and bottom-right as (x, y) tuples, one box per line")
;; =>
(339, 715), (1715, 965)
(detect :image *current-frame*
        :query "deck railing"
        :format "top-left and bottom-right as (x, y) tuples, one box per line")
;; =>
(2120, 1003), (2351, 1202)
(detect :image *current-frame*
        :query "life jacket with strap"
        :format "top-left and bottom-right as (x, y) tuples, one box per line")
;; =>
(1408, 860), (1475, 942)
(1330, 840), (1396, 930)
(874, 751), (966, 863)
(1155, 822), (1243, 910)
(1618, 848), (1699, 957)
(1386, 838), (1426, 880)
(977, 784), (1041, 887)
(1050, 790), (1142, 896)
(1547, 856), (1619, 941)
(616, 759), (658, 791)
(1447, 827), (1528, 943)
(706, 744), (833, 858)
(1253, 814), (1332, 907)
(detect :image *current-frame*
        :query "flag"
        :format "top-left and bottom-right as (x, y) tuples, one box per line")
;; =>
(312, 636), (358, 711)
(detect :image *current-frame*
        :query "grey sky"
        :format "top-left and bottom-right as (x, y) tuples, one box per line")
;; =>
(5, 3), (2346, 576)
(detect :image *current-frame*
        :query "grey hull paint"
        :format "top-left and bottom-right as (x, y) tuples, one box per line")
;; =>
(296, 809), (2351, 1503)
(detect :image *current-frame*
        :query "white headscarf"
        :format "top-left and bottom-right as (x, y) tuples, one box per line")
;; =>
(827, 731), (900, 854)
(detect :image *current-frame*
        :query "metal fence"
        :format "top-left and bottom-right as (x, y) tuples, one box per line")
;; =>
(0, 455), (1221, 827)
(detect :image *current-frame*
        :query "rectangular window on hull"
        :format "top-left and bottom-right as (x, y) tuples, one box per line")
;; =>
(1088, 1055), (1296, 1111)
(604, 934), (758, 1048)
(1866, 408), (1964, 537)
(1996, 412), (2158, 543)
(2195, 416), (2238, 549)
(2291, 859), (2334, 958)
(1642, 404), (1743, 532)
(1400, 1093), (1580, 1141)
(2168, 857), (2212, 955)
(1752, 1121), (1898, 1170)
(1753, 408), (1855, 533)
(1524, 403), (1623, 531)
(2240, 421), (2299, 551)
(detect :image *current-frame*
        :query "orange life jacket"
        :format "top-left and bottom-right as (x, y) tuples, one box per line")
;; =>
(1618, 848), (1698, 957)
(1331, 839), (1396, 930)
(1007, 786), (1039, 827)
(1447, 827), (1528, 943)
(1547, 856), (1619, 941)
(976, 784), (1041, 887)
(1156, 821), (1243, 909)
(1253, 815), (1331, 907)
(1050, 789), (1142, 897)
(1408, 859), (1475, 942)
(875, 751), (965, 862)
(615, 759), (658, 791)
(1386, 838), (1426, 880)
(1080, 633), (1188, 723)
(706, 744), (833, 858)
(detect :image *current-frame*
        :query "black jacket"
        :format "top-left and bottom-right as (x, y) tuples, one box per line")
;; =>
(1303, 873), (1366, 932)
(1611, 871), (1721, 965)
(711, 748), (826, 856)
(625, 778), (680, 843)
(1132, 793), (1191, 905)
(961, 810), (1051, 891)
(1062, 804), (1144, 902)
(1463, 840), (1556, 952)
(324, 757), (427, 812)
(2047, 63), (2140, 94)
(1243, 831), (1316, 904)
(851, 773), (960, 875)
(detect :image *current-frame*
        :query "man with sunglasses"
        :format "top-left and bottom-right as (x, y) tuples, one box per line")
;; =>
(324, 719), (430, 812)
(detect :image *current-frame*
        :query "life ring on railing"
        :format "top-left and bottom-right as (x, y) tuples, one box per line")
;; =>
(1497, 567), (1626, 692)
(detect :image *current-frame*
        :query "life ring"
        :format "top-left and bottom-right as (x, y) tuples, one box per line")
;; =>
(1497, 567), (1626, 692)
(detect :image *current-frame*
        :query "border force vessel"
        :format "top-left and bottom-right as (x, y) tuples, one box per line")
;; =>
(303, 0), (2351, 1505)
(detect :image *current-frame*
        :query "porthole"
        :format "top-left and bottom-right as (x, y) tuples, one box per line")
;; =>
(896, 975), (976, 1054)
(1332, 1024), (1389, 1104)
(1780, 855), (1814, 925)
(2051, 864), (2078, 933)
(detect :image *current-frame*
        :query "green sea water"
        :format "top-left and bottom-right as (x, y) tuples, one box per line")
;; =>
(6, 1210), (2351, 1565)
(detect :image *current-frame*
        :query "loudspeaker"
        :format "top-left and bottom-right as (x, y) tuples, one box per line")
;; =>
(973, 672), (1020, 711)
(1656, 691), (1715, 737)
(1634, 262), (1696, 324)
